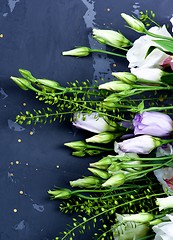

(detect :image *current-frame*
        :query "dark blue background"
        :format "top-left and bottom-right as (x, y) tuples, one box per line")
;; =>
(0, 1), (172, 239)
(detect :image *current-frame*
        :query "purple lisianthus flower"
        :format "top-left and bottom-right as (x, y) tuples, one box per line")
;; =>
(133, 112), (173, 137)
(114, 135), (162, 154)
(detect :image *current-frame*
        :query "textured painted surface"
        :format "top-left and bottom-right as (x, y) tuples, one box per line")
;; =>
(0, 0), (172, 239)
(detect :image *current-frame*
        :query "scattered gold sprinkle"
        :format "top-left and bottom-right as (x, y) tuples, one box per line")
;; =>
(23, 102), (27, 106)
(9, 173), (14, 177)
(30, 131), (34, 135)
(10, 162), (14, 165)
(18, 139), (22, 143)
(0, 34), (4, 38)
(13, 208), (18, 213)
(113, 63), (116, 67)
(107, 8), (111, 12)
(19, 191), (24, 195)
(16, 161), (20, 165)
(56, 165), (60, 168)
(26, 163), (29, 166)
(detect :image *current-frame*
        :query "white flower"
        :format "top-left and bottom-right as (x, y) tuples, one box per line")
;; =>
(131, 67), (165, 82)
(73, 112), (117, 133)
(156, 196), (173, 211)
(153, 214), (173, 240)
(116, 213), (153, 223)
(126, 25), (171, 69)
(154, 167), (173, 194)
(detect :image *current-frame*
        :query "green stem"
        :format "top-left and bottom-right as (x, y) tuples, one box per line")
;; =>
(90, 48), (126, 58)
(145, 30), (173, 41)
(144, 105), (173, 112)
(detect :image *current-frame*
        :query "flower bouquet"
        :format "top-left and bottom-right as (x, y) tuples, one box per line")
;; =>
(11, 12), (173, 240)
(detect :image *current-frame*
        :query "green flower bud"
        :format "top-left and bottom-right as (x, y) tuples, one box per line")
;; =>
(92, 29), (131, 48)
(10, 77), (31, 90)
(90, 155), (117, 169)
(103, 93), (119, 102)
(102, 172), (125, 187)
(70, 176), (102, 188)
(88, 167), (110, 179)
(36, 79), (62, 90)
(72, 151), (86, 157)
(64, 141), (88, 151)
(99, 81), (131, 91)
(121, 13), (146, 33)
(112, 72), (137, 84)
(48, 188), (72, 199)
(107, 162), (121, 174)
(121, 160), (142, 171)
(86, 132), (120, 144)
(117, 212), (153, 223)
(62, 46), (91, 57)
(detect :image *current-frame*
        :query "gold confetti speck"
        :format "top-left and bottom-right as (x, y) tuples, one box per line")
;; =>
(23, 102), (27, 106)
(13, 209), (18, 213)
(16, 161), (20, 165)
(30, 131), (34, 135)
(10, 162), (14, 165)
(19, 191), (24, 195)
(56, 165), (60, 169)
(0, 34), (3, 38)
(26, 163), (29, 166)
(107, 8), (111, 12)
(9, 173), (14, 177)
(18, 139), (22, 143)
(113, 63), (116, 67)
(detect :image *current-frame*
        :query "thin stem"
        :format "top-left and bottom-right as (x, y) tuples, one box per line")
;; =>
(90, 48), (126, 58)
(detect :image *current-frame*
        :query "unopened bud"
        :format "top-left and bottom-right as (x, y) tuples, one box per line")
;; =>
(70, 176), (102, 188)
(62, 47), (91, 57)
(88, 168), (110, 179)
(102, 172), (125, 187)
(48, 188), (72, 199)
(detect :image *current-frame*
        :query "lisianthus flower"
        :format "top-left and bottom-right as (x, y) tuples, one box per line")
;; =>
(156, 196), (173, 211)
(73, 112), (117, 133)
(154, 167), (173, 194)
(161, 56), (173, 70)
(152, 214), (173, 240)
(131, 67), (166, 82)
(156, 144), (173, 157)
(114, 135), (162, 154)
(126, 25), (171, 69)
(133, 111), (173, 137)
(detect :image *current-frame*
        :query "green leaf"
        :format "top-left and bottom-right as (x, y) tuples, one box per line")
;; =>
(153, 39), (173, 53)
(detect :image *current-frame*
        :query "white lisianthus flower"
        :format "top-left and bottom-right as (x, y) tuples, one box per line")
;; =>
(73, 112), (117, 133)
(154, 167), (173, 194)
(127, 25), (171, 69)
(156, 196), (173, 211)
(153, 214), (173, 240)
(131, 67), (165, 82)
